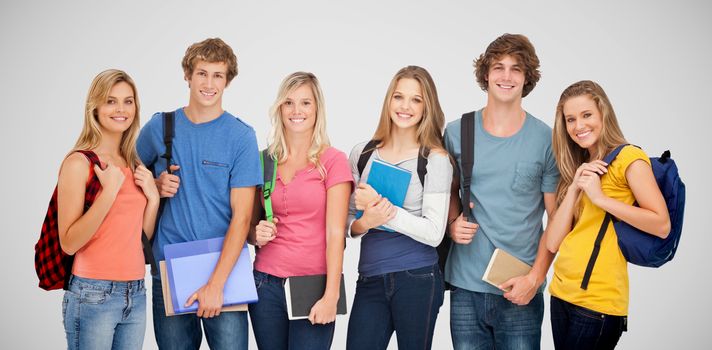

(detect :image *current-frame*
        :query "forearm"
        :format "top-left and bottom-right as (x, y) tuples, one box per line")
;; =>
(545, 189), (577, 253)
(530, 232), (555, 286)
(141, 199), (160, 240)
(209, 216), (250, 287)
(593, 196), (670, 238)
(349, 218), (370, 238)
(61, 191), (116, 254)
(323, 229), (345, 301)
(384, 191), (450, 247)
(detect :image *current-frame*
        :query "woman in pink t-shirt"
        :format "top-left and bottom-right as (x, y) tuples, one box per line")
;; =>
(247, 72), (353, 349)
(57, 69), (159, 349)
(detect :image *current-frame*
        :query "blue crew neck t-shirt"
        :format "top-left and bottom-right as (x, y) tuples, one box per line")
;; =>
(137, 108), (262, 263)
(443, 109), (559, 295)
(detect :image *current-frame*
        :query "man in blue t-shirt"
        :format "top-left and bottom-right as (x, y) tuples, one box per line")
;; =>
(443, 34), (559, 349)
(137, 38), (261, 350)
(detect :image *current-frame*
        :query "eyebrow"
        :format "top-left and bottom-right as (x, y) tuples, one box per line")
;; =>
(394, 91), (423, 99)
(107, 95), (134, 100)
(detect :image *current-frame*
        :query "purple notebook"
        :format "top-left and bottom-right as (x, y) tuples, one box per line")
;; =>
(164, 237), (258, 314)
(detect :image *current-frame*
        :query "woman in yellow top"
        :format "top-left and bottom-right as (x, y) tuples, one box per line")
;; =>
(545, 80), (670, 349)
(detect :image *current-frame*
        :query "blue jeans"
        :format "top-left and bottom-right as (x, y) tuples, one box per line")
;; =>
(248, 271), (335, 350)
(62, 275), (146, 350)
(550, 296), (626, 350)
(346, 263), (444, 350)
(151, 276), (248, 350)
(450, 288), (544, 350)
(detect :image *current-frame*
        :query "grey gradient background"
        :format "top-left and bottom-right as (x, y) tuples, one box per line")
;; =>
(1, 0), (710, 348)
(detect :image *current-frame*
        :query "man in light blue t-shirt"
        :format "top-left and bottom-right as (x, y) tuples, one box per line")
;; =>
(137, 38), (261, 350)
(444, 34), (559, 349)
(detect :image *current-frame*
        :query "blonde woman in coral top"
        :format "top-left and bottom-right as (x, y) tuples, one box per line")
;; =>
(57, 69), (158, 349)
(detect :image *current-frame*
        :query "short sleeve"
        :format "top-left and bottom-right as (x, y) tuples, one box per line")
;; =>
(136, 112), (163, 173)
(608, 145), (650, 186)
(541, 138), (560, 193)
(229, 127), (263, 188)
(323, 148), (354, 190)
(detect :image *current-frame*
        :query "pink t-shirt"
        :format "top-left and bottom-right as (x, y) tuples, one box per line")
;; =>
(254, 147), (353, 277)
(73, 168), (147, 281)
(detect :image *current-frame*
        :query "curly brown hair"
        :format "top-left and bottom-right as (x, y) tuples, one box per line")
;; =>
(474, 34), (541, 98)
(182, 38), (238, 84)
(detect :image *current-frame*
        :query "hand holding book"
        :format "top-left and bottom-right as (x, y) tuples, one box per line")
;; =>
(354, 183), (379, 210)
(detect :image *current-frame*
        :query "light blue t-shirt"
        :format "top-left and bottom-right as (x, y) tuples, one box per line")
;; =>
(137, 108), (262, 263)
(443, 109), (559, 295)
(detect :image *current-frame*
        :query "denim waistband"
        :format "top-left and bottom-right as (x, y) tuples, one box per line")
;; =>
(254, 270), (287, 286)
(69, 275), (145, 294)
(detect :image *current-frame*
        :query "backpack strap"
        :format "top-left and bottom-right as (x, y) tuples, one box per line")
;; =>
(357, 140), (381, 177)
(579, 143), (630, 290)
(161, 112), (176, 174)
(357, 140), (428, 187)
(581, 213), (613, 290)
(140, 112), (175, 276)
(261, 149), (278, 222)
(416, 147), (430, 187)
(460, 112), (476, 221)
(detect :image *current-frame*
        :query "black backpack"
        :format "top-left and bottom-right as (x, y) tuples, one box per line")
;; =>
(437, 112), (476, 285)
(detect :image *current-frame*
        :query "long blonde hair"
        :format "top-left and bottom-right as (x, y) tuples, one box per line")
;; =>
(71, 69), (141, 171)
(371, 66), (445, 154)
(553, 80), (627, 217)
(267, 72), (330, 179)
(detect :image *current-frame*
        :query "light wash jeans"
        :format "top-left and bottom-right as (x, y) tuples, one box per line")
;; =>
(63, 275), (146, 350)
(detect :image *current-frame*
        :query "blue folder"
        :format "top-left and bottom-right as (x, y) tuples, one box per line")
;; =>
(356, 159), (412, 231)
(164, 237), (258, 314)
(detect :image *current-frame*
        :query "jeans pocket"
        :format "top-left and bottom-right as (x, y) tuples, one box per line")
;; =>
(405, 265), (435, 279)
(80, 289), (108, 305)
(512, 161), (542, 193)
(572, 304), (605, 321)
(62, 293), (70, 320)
(253, 272), (266, 289)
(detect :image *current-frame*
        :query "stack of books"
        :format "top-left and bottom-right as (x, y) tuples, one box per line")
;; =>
(161, 237), (258, 316)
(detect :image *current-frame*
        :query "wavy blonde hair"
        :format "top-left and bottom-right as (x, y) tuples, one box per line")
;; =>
(267, 72), (330, 179)
(71, 69), (141, 171)
(553, 80), (627, 218)
(370, 66), (446, 155)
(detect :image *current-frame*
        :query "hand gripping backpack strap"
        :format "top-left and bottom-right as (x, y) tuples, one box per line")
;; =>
(260, 149), (278, 222)
(460, 112), (476, 221)
(579, 144), (628, 290)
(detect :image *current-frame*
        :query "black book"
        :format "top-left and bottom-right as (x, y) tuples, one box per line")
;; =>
(285, 274), (347, 320)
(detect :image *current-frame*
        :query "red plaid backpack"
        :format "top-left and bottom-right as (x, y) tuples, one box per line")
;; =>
(34, 150), (102, 290)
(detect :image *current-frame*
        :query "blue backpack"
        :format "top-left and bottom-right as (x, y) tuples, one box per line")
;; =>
(581, 145), (685, 290)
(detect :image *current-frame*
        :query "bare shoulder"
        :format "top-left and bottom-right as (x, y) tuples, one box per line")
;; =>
(59, 152), (91, 183)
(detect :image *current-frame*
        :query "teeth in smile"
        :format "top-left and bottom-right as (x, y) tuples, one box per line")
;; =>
(111, 117), (127, 121)
(498, 84), (513, 89)
(201, 91), (216, 97)
(577, 131), (591, 138)
(397, 113), (412, 119)
(290, 118), (305, 123)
